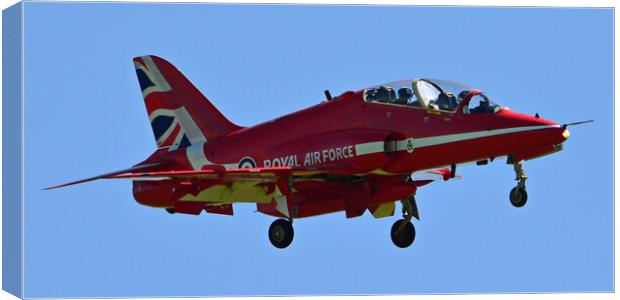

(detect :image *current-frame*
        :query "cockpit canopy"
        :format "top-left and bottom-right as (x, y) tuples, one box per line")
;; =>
(363, 78), (505, 114)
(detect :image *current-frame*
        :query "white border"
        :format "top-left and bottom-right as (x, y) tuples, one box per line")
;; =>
(0, 1), (616, 300)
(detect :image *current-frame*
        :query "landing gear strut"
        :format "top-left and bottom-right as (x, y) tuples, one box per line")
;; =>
(509, 161), (528, 207)
(391, 195), (418, 248)
(268, 218), (294, 249)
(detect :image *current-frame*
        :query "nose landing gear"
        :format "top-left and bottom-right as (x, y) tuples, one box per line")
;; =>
(390, 195), (419, 248)
(509, 161), (528, 207)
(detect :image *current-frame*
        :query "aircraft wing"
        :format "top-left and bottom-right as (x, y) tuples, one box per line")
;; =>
(46, 164), (459, 190)
(44, 163), (164, 190)
(44, 164), (349, 190)
(110, 166), (336, 181)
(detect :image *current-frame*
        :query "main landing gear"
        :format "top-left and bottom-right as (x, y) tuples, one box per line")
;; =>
(268, 218), (294, 249)
(509, 160), (528, 207)
(391, 194), (419, 248)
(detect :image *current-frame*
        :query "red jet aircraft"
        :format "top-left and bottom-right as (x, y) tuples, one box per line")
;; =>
(47, 55), (590, 249)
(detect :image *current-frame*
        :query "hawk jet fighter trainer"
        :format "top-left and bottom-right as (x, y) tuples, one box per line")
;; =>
(47, 55), (590, 249)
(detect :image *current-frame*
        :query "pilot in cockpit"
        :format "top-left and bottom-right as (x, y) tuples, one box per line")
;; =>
(436, 92), (451, 111)
(458, 90), (471, 100)
(471, 99), (491, 113)
(397, 87), (413, 105)
(374, 86), (395, 103)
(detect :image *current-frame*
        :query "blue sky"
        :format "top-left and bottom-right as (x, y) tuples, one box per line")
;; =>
(21, 2), (612, 297)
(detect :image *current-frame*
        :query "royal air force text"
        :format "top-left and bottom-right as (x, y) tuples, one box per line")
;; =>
(263, 146), (355, 167)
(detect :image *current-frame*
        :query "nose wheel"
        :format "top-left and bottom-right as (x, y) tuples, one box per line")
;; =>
(390, 195), (418, 248)
(510, 186), (528, 207)
(268, 218), (294, 249)
(510, 160), (528, 207)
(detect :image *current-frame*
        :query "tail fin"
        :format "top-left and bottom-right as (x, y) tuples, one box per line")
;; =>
(133, 55), (241, 149)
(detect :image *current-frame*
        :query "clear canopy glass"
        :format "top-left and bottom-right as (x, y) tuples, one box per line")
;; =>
(363, 78), (505, 114)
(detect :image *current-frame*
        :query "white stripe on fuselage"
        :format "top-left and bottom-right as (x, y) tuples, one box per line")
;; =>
(351, 125), (559, 155)
(355, 141), (385, 156)
(399, 124), (559, 151)
(185, 125), (558, 170)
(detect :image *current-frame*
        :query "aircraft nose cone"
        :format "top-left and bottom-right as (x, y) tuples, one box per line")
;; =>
(562, 127), (571, 140)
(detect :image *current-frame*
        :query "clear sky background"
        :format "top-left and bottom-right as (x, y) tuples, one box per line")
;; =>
(21, 2), (612, 297)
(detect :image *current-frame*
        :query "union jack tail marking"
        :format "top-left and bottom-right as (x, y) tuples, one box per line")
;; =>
(133, 55), (242, 149)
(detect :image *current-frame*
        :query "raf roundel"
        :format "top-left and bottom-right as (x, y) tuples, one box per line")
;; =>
(238, 157), (257, 168)
(406, 138), (415, 153)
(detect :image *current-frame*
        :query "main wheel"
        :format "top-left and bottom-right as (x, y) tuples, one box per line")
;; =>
(268, 219), (294, 249)
(165, 208), (175, 214)
(509, 186), (528, 208)
(391, 219), (416, 248)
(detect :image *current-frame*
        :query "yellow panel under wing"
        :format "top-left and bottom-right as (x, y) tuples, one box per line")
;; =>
(180, 185), (233, 203)
(230, 182), (271, 203)
(180, 182), (272, 204)
(372, 202), (395, 218)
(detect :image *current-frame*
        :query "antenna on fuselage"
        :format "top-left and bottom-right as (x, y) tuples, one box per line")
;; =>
(324, 90), (333, 101)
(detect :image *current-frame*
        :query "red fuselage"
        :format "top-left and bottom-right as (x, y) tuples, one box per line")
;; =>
(133, 89), (568, 218)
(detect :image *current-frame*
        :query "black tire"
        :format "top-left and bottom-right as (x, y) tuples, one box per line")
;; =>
(165, 208), (176, 214)
(391, 219), (415, 248)
(268, 219), (294, 249)
(509, 186), (528, 208)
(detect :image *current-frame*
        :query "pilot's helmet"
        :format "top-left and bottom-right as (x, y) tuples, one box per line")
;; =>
(458, 90), (470, 99)
(398, 87), (413, 99)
